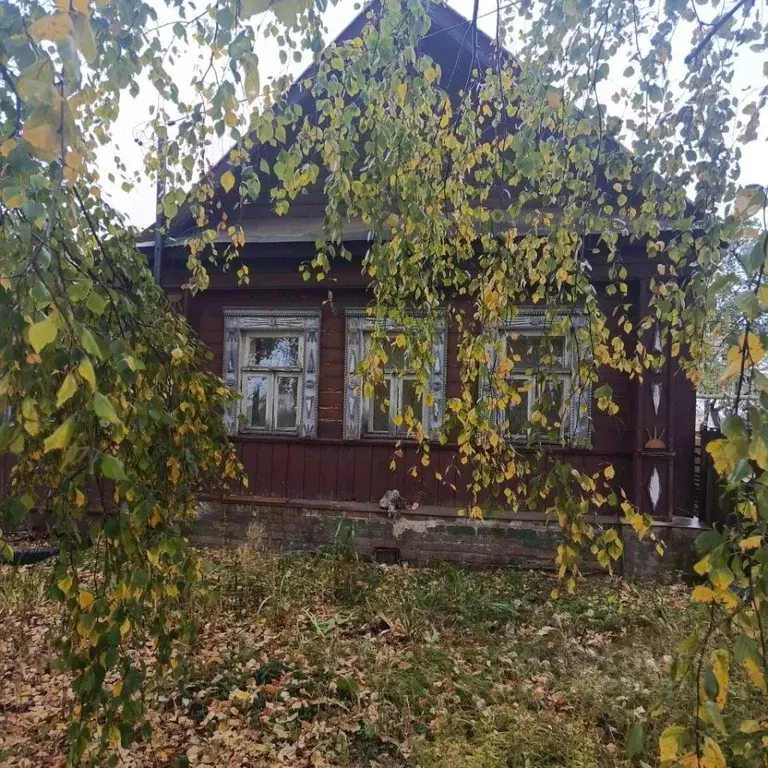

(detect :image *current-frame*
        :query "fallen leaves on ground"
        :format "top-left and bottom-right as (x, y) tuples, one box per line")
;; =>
(0, 536), (704, 767)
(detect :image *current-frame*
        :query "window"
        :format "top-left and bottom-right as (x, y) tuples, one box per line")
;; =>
(344, 309), (447, 440)
(241, 334), (302, 431)
(222, 309), (321, 437)
(490, 311), (590, 444)
(363, 338), (426, 437)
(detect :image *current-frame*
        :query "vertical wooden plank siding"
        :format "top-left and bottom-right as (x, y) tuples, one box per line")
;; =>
(180, 269), (696, 516)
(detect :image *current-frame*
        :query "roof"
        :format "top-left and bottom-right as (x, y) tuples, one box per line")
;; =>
(142, 2), (501, 246)
(142, 1), (695, 252)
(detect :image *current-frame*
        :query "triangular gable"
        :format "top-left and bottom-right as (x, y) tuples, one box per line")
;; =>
(164, 2), (500, 243)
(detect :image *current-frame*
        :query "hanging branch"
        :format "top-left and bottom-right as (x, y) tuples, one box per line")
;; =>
(684, 0), (752, 64)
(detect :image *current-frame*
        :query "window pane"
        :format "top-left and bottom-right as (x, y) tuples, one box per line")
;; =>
(246, 376), (269, 428)
(506, 378), (531, 435)
(535, 377), (565, 431)
(276, 376), (299, 430)
(384, 341), (406, 370)
(249, 336), (299, 367)
(400, 378), (422, 425)
(371, 378), (391, 433)
(507, 334), (565, 370)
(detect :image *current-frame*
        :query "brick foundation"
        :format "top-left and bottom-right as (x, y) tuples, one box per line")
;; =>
(193, 498), (703, 576)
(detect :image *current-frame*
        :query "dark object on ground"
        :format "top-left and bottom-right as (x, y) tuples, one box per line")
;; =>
(2, 547), (59, 565)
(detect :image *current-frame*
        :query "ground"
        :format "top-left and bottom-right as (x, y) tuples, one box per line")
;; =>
(0, 530), (705, 767)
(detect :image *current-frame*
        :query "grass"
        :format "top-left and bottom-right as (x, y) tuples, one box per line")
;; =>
(0, 525), (738, 767)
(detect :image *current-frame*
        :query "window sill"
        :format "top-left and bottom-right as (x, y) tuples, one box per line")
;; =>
(237, 428), (301, 438)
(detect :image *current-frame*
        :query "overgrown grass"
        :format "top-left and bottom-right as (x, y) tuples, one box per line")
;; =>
(0, 530), (750, 767)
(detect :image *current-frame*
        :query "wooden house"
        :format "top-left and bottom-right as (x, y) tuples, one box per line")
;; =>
(141, 2), (701, 572)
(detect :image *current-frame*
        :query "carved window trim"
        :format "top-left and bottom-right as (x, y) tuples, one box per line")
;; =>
(485, 308), (592, 446)
(223, 309), (321, 437)
(344, 309), (447, 440)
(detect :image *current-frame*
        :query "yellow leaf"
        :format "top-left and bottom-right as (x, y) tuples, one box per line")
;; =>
(742, 656), (768, 694)
(64, 149), (84, 185)
(221, 170), (236, 193)
(659, 725), (685, 762)
(78, 356), (96, 390)
(693, 554), (711, 575)
(3, 192), (23, 209)
(701, 737), (726, 768)
(112, 681), (123, 698)
(22, 398), (40, 436)
(229, 689), (252, 703)
(603, 464), (615, 480)
(78, 590), (95, 610)
(710, 650), (729, 711)
(74, 488), (86, 507)
(692, 585), (716, 603)
(710, 567), (734, 591)
(74, 0), (92, 15)
(24, 116), (60, 159)
(29, 13), (73, 43)
(396, 82), (407, 105)
(120, 618), (131, 637)
(721, 333), (765, 382)
(44, 416), (75, 453)
(759, 284), (768, 308)
(57, 575), (74, 594)
(750, 436), (768, 470)
(740, 535), (763, 551)
(166, 584), (179, 598)
(56, 372), (78, 408)
(0, 138), (16, 157)
(28, 318), (58, 352)
(740, 720), (762, 734)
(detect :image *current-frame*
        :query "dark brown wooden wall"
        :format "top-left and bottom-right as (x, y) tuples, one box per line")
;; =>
(160, 250), (695, 517)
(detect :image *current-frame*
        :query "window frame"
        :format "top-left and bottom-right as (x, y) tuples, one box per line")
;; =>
(488, 309), (591, 446)
(222, 309), (321, 437)
(344, 309), (447, 441)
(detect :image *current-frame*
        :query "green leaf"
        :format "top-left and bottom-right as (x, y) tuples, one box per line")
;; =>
(241, 53), (260, 102)
(56, 372), (79, 408)
(625, 722), (645, 758)
(43, 416), (75, 453)
(335, 676), (360, 700)
(72, 13), (97, 64)
(594, 384), (613, 399)
(80, 327), (103, 359)
(28, 318), (57, 353)
(721, 414), (746, 440)
(93, 392), (121, 425)
(100, 454), (127, 482)
(241, 0), (272, 16)
(86, 290), (107, 314)
(78, 356), (96, 390)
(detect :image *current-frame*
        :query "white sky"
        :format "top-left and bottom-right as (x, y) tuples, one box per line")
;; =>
(100, 0), (767, 229)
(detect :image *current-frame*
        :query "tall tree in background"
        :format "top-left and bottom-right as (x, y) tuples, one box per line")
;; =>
(1, 0), (767, 763)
